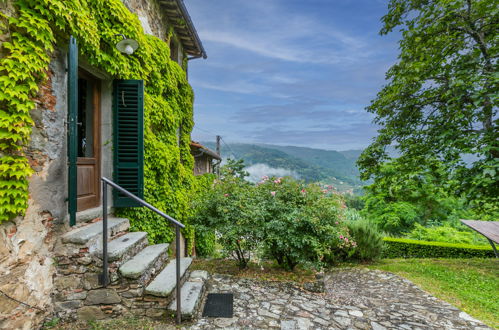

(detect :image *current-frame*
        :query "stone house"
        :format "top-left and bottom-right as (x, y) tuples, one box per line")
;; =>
(190, 141), (222, 176)
(0, 0), (206, 328)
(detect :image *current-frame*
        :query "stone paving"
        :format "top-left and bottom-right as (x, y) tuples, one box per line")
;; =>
(178, 268), (489, 330)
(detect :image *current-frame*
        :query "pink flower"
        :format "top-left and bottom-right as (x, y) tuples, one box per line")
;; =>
(224, 193), (229, 197)
(274, 179), (281, 184)
(345, 237), (349, 242)
(339, 235), (344, 239)
(335, 221), (339, 225)
(270, 191), (276, 197)
(261, 176), (269, 181)
(301, 189), (306, 194)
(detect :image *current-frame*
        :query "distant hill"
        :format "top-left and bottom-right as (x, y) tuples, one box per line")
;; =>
(202, 142), (366, 193)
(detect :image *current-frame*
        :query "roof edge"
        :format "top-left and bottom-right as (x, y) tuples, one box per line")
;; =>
(174, 0), (207, 59)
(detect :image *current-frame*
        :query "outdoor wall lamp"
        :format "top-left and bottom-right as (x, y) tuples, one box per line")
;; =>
(115, 34), (139, 55)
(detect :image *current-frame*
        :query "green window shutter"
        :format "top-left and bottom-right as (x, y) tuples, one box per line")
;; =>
(67, 36), (78, 226)
(113, 80), (144, 207)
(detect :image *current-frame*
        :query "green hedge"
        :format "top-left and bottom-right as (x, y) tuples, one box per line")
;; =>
(382, 237), (495, 258)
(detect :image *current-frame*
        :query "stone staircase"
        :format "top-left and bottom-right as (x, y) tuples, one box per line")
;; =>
(53, 217), (207, 322)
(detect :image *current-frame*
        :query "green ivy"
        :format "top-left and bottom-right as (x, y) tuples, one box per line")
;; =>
(0, 0), (199, 246)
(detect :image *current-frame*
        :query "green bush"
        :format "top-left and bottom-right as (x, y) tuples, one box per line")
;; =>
(195, 228), (216, 257)
(190, 164), (354, 269)
(382, 237), (495, 259)
(190, 173), (263, 268)
(346, 221), (384, 261)
(258, 179), (350, 270)
(405, 223), (489, 245)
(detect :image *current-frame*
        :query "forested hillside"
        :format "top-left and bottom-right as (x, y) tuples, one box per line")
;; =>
(202, 142), (365, 193)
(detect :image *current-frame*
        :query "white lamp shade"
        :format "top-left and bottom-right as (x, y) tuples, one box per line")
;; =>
(116, 38), (139, 54)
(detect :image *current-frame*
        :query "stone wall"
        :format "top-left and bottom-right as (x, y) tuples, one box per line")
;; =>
(121, 0), (186, 65)
(52, 230), (176, 322)
(0, 50), (68, 329)
(0, 0), (189, 328)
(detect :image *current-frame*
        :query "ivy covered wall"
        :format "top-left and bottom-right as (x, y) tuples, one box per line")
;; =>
(0, 0), (199, 243)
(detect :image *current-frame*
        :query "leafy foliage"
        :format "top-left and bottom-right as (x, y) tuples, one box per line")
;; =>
(191, 162), (356, 269)
(406, 223), (488, 245)
(382, 237), (495, 258)
(190, 172), (263, 268)
(194, 228), (216, 257)
(358, 0), (498, 214)
(1, 0), (198, 243)
(0, 7), (44, 222)
(257, 177), (350, 270)
(345, 220), (384, 261)
(361, 160), (487, 233)
(220, 158), (249, 179)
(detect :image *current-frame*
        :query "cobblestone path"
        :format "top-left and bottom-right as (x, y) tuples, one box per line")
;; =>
(177, 268), (489, 329)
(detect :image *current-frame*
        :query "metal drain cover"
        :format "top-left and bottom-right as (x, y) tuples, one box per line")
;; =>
(202, 293), (234, 318)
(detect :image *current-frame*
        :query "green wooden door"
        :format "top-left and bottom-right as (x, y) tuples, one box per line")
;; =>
(113, 80), (144, 207)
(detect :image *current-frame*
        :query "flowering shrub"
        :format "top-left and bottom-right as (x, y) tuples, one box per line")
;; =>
(191, 163), (356, 269)
(256, 177), (354, 270)
(190, 163), (264, 268)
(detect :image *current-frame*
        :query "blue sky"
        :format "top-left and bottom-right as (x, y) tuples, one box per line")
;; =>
(185, 0), (401, 151)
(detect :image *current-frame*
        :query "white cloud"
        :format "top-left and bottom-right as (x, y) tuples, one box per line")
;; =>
(192, 0), (369, 65)
(192, 79), (263, 94)
(245, 163), (299, 183)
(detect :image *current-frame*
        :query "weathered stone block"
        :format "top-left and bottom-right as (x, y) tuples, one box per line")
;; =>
(76, 257), (92, 265)
(56, 256), (72, 265)
(77, 306), (106, 321)
(146, 308), (166, 318)
(82, 273), (102, 290)
(85, 289), (121, 305)
(189, 270), (209, 281)
(131, 308), (145, 316)
(54, 275), (81, 291)
(55, 300), (83, 312)
(67, 291), (87, 300)
(122, 298), (133, 308)
(120, 288), (143, 298)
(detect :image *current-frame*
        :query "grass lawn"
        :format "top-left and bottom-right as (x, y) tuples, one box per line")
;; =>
(367, 258), (498, 328)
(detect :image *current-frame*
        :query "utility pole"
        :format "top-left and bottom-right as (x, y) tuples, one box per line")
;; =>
(216, 135), (221, 177)
(216, 135), (221, 156)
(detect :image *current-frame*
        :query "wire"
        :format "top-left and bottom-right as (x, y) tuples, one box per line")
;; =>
(192, 126), (241, 160)
(221, 137), (240, 160)
(0, 289), (44, 311)
(193, 126), (217, 136)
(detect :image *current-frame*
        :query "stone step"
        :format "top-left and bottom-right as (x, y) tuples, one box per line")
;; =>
(119, 243), (169, 280)
(95, 232), (148, 262)
(168, 270), (208, 319)
(145, 257), (192, 297)
(62, 217), (129, 245)
(168, 281), (204, 319)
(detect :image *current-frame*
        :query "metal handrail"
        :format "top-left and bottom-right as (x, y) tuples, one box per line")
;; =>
(99, 177), (184, 324)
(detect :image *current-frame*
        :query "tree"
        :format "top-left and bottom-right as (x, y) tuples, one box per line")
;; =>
(358, 0), (498, 213)
(361, 159), (472, 233)
(220, 158), (249, 180)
